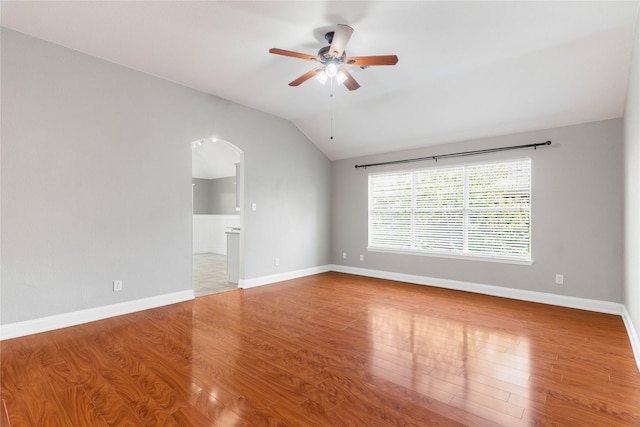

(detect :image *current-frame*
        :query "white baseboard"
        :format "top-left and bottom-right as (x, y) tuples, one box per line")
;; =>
(240, 265), (332, 289)
(622, 306), (640, 372)
(331, 265), (640, 371)
(330, 264), (624, 315)
(4, 264), (639, 373)
(0, 290), (194, 341)
(0, 264), (331, 340)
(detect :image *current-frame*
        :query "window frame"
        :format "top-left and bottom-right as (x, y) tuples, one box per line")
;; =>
(367, 158), (533, 265)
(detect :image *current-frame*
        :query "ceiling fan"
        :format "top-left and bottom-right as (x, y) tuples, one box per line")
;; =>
(269, 24), (398, 91)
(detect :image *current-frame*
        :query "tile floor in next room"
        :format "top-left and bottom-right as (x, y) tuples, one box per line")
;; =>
(192, 253), (238, 297)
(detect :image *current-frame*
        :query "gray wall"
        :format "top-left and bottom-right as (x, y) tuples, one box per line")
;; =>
(332, 119), (624, 303)
(210, 176), (237, 215)
(1, 28), (332, 324)
(624, 9), (640, 347)
(192, 177), (237, 215)
(193, 178), (214, 214)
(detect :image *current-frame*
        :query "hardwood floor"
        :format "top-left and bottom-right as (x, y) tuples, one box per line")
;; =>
(2, 272), (639, 426)
(1, 399), (9, 427)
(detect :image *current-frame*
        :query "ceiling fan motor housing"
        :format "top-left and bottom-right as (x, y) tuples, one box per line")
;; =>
(318, 45), (346, 62)
(324, 31), (334, 44)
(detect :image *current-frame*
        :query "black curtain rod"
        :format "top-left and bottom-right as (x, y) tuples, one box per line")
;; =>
(354, 140), (552, 169)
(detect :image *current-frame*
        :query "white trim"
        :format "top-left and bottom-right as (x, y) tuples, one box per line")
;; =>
(330, 264), (623, 315)
(4, 265), (638, 373)
(367, 246), (534, 266)
(239, 265), (332, 289)
(622, 306), (640, 372)
(0, 290), (194, 341)
(330, 265), (638, 372)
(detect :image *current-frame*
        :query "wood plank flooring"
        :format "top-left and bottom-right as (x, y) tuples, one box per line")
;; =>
(2, 272), (640, 426)
(1, 399), (9, 427)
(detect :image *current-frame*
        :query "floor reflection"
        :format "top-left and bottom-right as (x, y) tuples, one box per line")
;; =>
(368, 304), (530, 421)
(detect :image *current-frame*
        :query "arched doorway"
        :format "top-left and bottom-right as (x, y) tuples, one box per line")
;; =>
(191, 138), (244, 296)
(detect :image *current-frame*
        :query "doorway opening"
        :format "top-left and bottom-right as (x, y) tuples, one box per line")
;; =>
(191, 138), (243, 297)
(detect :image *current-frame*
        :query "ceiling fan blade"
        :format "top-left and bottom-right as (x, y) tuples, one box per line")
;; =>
(288, 67), (323, 86)
(339, 67), (360, 91)
(329, 24), (354, 58)
(345, 55), (399, 66)
(269, 48), (319, 61)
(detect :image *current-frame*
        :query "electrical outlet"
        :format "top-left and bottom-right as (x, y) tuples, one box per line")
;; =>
(113, 280), (123, 292)
(555, 274), (564, 285)
(342, 252), (347, 259)
(360, 254), (364, 261)
(274, 258), (279, 266)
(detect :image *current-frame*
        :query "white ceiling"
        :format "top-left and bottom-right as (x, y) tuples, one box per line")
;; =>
(2, 1), (638, 160)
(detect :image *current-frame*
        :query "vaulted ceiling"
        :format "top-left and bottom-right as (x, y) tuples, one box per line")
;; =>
(2, 1), (638, 160)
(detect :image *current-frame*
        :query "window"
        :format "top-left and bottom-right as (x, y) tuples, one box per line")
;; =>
(368, 159), (531, 263)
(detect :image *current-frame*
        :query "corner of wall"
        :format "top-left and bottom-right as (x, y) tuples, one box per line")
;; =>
(623, 6), (640, 373)
(623, 306), (640, 372)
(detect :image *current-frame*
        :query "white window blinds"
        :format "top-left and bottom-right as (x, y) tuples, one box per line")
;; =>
(368, 159), (531, 261)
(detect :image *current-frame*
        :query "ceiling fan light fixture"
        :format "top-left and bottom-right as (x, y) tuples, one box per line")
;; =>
(325, 62), (338, 78)
(316, 71), (328, 85)
(336, 70), (347, 85)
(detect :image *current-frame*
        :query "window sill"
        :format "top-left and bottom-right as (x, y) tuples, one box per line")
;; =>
(367, 246), (534, 266)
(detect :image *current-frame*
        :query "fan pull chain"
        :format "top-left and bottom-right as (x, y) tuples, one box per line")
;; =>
(330, 94), (334, 140)
(330, 79), (334, 140)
